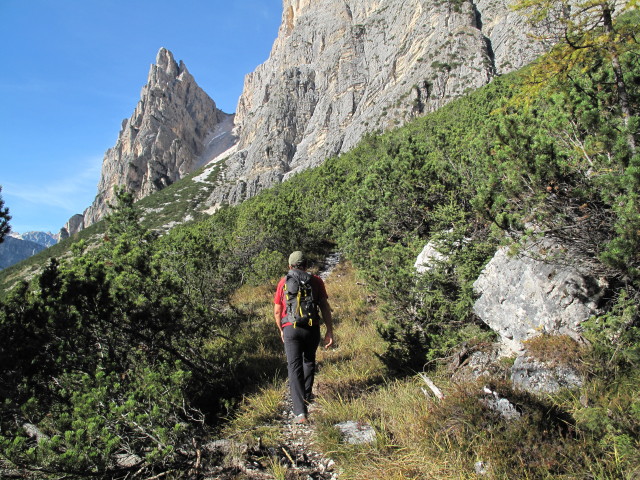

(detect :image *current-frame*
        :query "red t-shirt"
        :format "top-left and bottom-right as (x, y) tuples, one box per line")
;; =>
(274, 272), (328, 326)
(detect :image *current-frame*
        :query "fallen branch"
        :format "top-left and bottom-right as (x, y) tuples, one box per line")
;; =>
(282, 446), (296, 466)
(418, 373), (444, 400)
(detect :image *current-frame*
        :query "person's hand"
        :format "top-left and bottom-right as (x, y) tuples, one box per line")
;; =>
(324, 331), (334, 349)
(280, 330), (285, 343)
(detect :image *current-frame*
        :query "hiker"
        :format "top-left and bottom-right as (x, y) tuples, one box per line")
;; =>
(274, 251), (334, 424)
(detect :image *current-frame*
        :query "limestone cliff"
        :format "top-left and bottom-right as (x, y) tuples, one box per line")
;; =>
(67, 48), (234, 234)
(206, 0), (545, 207)
(64, 0), (546, 235)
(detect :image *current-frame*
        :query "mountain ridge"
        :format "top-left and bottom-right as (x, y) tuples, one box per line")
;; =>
(206, 0), (545, 207)
(0, 231), (58, 271)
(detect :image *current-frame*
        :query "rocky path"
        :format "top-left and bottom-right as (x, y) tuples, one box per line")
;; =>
(317, 252), (341, 281)
(201, 253), (343, 479)
(201, 399), (338, 479)
(251, 399), (337, 480)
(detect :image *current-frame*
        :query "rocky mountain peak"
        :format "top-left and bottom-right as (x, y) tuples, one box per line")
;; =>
(64, 47), (235, 236)
(62, 1), (548, 237)
(151, 47), (190, 83)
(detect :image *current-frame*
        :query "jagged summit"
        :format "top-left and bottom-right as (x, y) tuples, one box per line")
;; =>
(154, 47), (184, 76)
(62, 47), (235, 237)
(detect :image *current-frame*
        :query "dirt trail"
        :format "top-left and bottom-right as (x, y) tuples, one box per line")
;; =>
(202, 254), (342, 479)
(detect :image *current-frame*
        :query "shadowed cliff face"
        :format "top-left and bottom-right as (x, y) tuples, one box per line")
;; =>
(65, 48), (233, 235)
(205, 0), (545, 207)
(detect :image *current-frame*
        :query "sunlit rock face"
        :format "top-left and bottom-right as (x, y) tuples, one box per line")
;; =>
(65, 0), (546, 235)
(473, 241), (606, 354)
(70, 48), (233, 234)
(205, 0), (545, 207)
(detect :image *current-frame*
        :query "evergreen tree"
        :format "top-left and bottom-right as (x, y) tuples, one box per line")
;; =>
(0, 186), (11, 243)
(513, 0), (638, 153)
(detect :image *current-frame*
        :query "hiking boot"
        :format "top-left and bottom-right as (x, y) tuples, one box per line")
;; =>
(293, 413), (308, 424)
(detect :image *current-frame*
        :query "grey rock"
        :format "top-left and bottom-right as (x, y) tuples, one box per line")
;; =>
(415, 231), (469, 273)
(203, 438), (249, 455)
(482, 386), (521, 420)
(334, 420), (376, 444)
(205, 0), (546, 208)
(63, 1), (548, 235)
(511, 355), (583, 393)
(114, 453), (143, 468)
(451, 346), (504, 382)
(319, 252), (342, 280)
(415, 241), (449, 274)
(68, 48), (234, 233)
(473, 241), (606, 354)
(22, 423), (48, 443)
(61, 213), (85, 239)
(475, 460), (489, 475)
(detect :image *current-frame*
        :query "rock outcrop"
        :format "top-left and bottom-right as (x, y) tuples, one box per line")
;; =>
(205, 0), (545, 207)
(64, 0), (546, 236)
(473, 241), (607, 355)
(67, 48), (234, 234)
(60, 214), (85, 240)
(416, 236), (602, 394)
(511, 354), (584, 394)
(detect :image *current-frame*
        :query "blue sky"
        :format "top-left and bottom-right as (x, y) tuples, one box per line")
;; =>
(0, 0), (283, 234)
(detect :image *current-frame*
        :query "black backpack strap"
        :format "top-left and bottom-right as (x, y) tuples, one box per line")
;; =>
(284, 270), (315, 328)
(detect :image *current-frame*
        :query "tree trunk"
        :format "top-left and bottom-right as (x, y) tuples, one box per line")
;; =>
(603, 6), (637, 156)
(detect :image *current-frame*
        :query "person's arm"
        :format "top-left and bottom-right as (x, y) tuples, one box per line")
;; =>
(274, 303), (284, 343)
(319, 297), (333, 349)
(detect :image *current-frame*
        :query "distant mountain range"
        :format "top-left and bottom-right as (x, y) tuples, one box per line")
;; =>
(0, 231), (58, 270)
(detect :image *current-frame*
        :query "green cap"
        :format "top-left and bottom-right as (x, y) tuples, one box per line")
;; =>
(288, 251), (305, 267)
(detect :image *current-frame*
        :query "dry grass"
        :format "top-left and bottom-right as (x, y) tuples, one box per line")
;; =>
(220, 261), (640, 479)
(264, 455), (289, 480)
(306, 262), (482, 478)
(523, 334), (589, 370)
(221, 380), (286, 448)
(315, 262), (386, 400)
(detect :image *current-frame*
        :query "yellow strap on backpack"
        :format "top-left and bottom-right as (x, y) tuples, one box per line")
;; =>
(294, 290), (313, 328)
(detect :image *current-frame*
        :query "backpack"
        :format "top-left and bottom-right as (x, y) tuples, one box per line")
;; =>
(283, 269), (320, 328)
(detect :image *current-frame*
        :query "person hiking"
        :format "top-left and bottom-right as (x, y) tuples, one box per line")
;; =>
(274, 251), (334, 424)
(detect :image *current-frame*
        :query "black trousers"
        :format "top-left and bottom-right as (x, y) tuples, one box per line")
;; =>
(283, 325), (321, 416)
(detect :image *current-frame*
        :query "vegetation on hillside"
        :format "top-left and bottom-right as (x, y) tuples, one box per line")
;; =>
(1, 6), (638, 478)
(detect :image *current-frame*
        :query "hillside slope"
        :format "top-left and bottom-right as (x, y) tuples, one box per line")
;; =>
(0, 236), (48, 270)
(1, 10), (638, 476)
(64, 48), (233, 235)
(204, 0), (545, 206)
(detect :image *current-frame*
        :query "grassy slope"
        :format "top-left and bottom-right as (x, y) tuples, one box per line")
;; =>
(225, 261), (640, 479)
